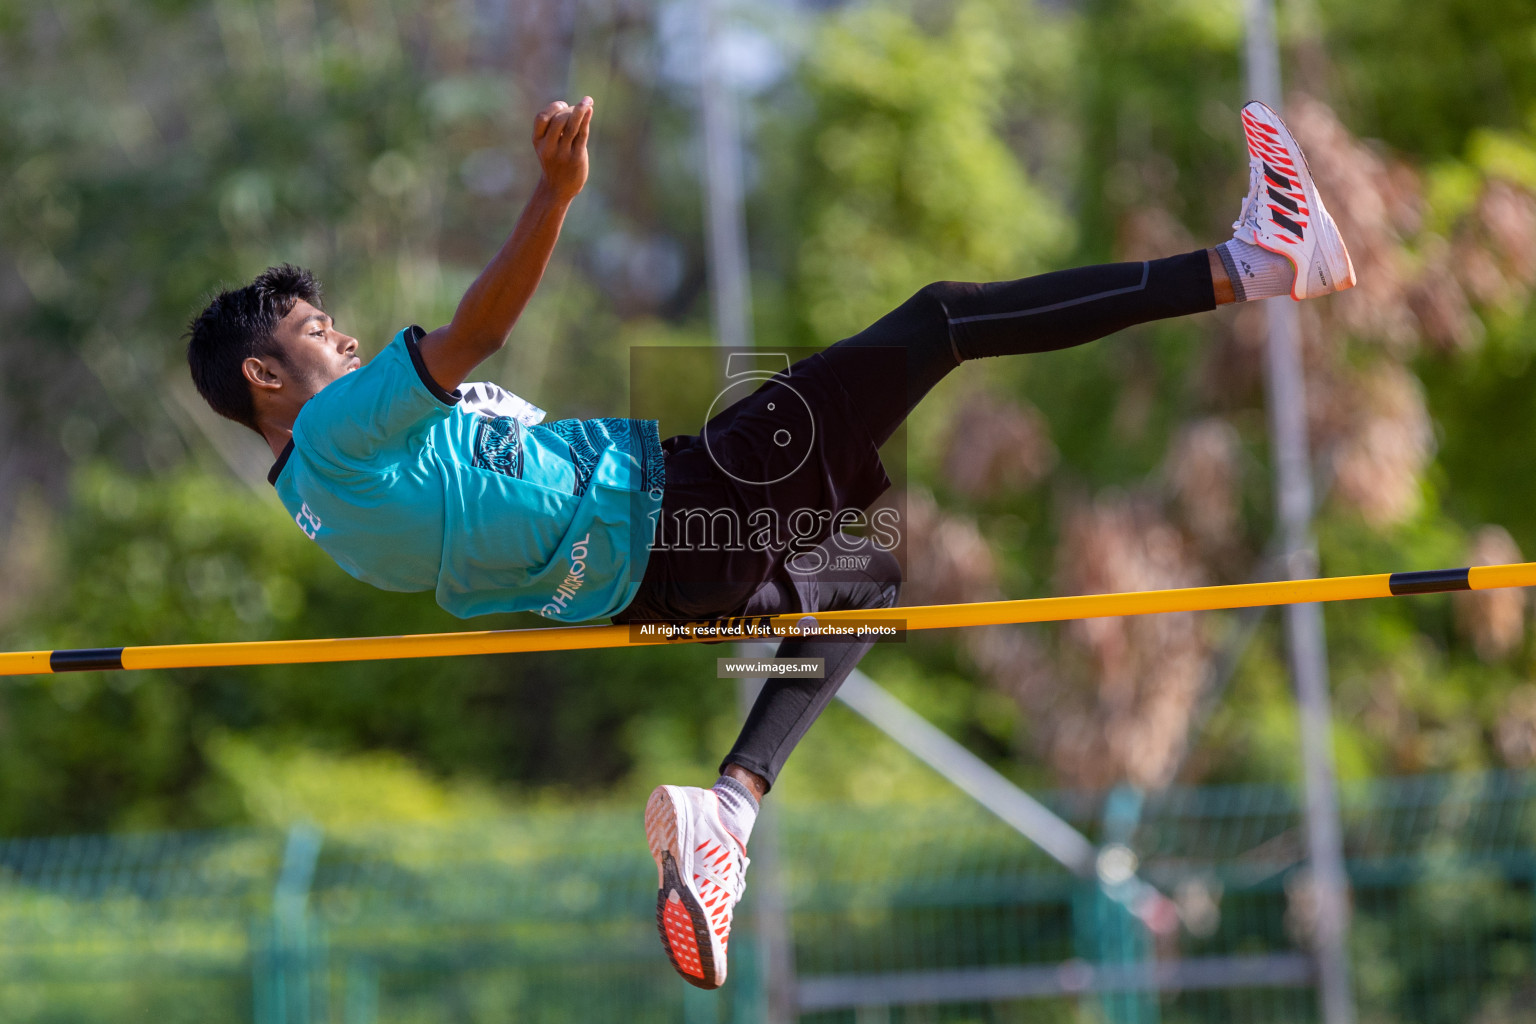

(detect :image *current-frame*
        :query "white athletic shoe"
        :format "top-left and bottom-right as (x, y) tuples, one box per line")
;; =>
(1234, 101), (1356, 300)
(644, 784), (749, 989)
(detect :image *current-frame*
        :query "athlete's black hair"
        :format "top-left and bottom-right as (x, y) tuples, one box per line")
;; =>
(186, 264), (322, 433)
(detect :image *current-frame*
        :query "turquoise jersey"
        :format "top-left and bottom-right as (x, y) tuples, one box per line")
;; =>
(268, 326), (664, 621)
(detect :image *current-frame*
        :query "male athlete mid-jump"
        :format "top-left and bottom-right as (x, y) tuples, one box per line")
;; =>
(187, 95), (1353, 988)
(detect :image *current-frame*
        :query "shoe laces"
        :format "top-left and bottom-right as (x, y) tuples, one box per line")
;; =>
(1233, 156), (1264, 236)
(701, 839), (748, 900)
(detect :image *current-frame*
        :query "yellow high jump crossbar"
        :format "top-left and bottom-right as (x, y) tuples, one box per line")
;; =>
(2, 562), (1533, 678)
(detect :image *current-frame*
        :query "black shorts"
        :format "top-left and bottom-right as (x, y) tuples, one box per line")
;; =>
(615, 349), (896, 622)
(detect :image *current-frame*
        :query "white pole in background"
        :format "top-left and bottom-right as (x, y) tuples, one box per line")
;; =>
(699, 0), (753, 353)
(696, 2), (795, 1021)
(1242, 3), (1356, 1023)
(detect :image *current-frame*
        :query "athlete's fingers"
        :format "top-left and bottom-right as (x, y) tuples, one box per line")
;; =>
(569, 100), (593, 152)
(533, 100), (569, 140)
(545, 109), (574, 146)
(562, 99), (589, 142)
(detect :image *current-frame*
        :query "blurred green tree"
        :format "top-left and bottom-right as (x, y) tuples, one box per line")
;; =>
(2, 0), (1536, 838)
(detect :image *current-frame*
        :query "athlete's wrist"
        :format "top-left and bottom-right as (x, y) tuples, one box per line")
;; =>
(534, 173), (581, 207)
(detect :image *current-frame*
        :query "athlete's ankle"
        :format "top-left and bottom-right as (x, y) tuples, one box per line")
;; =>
(1207, 248), (1236, 305)
(713, 774), (760, 847)
(721, 763), (769, 803)
(1215, 239), (1295, 302)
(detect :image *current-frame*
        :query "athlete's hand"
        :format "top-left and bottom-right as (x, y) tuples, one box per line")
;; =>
(533, 97), (592, 202)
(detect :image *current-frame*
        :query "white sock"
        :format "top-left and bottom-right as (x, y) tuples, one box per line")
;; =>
(1217, 239), (1295, 301)
(713, 775), (759, 848)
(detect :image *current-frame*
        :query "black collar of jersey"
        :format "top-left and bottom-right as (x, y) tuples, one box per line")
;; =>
(267, 439), (295, 486)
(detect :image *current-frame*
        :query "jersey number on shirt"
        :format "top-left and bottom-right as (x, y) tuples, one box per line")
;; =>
(295, 502), (323, 540)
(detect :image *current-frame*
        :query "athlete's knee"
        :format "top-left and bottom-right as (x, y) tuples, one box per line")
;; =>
(913, 281), (978, 365)
(913, 280), (968, 319)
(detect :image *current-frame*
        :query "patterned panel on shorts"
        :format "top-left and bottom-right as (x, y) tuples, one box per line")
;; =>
(537, 418), (600, 496)
(471, 414), (524, 478)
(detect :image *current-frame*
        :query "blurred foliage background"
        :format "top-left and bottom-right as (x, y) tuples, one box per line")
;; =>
(2, 0), (1536, 841)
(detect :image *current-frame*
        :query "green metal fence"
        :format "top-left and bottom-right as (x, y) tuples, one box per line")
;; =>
(0, 772), (1532, 1023)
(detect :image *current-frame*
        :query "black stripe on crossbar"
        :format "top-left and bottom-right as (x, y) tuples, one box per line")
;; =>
(1388, 568), (1471, 596)
(49, 648), (125, 672)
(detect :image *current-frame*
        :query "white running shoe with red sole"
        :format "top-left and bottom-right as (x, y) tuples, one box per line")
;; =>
(1235, 100), (1356, 300)
(645, 785), (749, 990)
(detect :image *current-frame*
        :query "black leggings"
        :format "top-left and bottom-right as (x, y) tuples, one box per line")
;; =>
(820, 250), (1216, 448)
(720, 537), (904, 785)
(707, 252), (1217, 787)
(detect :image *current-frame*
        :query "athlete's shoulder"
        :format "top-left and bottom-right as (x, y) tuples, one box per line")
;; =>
(291, 325), (464, 465)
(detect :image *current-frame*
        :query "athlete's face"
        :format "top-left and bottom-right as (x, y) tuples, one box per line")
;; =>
(265, 299), (361, 398)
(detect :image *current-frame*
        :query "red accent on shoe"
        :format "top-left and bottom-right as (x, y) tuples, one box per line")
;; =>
(663, 895), (706, 979)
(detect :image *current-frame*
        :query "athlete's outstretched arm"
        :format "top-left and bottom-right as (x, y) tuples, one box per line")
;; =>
(417, 97), (593, 391)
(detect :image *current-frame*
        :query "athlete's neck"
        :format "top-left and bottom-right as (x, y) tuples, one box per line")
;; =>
(257, 413), (296, 461)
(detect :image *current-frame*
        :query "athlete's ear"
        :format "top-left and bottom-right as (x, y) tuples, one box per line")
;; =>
(242, 355), (283, 392)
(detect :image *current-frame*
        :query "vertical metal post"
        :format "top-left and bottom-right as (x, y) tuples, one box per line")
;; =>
(698, 0), (753, 353)
(735, 675), (796, 1024)
(1242, 4), (1356, 1023)
(255, 824), (324, 1024)
(1095, 787), (1156, 1024)
(698, 0), (795, 1020)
